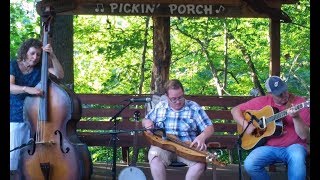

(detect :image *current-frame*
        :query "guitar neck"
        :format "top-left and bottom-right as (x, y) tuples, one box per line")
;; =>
(266, 102), (309, 124)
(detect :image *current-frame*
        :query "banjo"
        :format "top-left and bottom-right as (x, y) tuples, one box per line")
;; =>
(118, 111), (146, 180)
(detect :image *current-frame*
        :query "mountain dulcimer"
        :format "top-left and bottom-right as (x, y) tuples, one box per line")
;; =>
(143, 131), (225, 167)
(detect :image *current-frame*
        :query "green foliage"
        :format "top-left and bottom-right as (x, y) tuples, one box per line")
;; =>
(279, 2), (310, 97)
(10, 0), (40, 59)
(73, 15), (153, 94)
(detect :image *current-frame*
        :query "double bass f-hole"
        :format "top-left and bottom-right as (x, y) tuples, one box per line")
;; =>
(55, 130), (70, 153)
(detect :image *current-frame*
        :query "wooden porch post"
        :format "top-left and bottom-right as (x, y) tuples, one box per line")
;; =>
(269, 19), (281, 76)
(51, 15), (74, 89)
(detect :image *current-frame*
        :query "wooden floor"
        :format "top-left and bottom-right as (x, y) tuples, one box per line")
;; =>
(91, 162), (287, 180)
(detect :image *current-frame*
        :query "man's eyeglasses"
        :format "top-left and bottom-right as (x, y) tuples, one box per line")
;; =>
(168, 96), (185, 103)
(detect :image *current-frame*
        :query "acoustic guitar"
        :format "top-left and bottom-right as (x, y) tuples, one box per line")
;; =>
(237, 101), (310, 150)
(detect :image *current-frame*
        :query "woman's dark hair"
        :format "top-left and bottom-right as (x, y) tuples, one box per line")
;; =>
(17, 38), (42, 62)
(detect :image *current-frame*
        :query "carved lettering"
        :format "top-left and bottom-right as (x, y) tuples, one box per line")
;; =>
(105, 3), (226, 16)
(109, 3), (118, 13)
(109, 3), (160, 14)
(203, 5), (213, 15)
(168, 4), (177, 14)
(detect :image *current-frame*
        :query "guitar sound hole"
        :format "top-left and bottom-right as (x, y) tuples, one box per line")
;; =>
(253, 129), (266, 137)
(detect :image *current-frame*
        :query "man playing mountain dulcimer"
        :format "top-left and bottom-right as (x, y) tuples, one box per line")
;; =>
(231, 76), (310, 180)
(142, 79), (214, 180)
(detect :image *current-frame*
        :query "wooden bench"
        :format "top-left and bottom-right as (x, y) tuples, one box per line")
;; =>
(75, 94), (253, 164)
(75, 94), (311, 179)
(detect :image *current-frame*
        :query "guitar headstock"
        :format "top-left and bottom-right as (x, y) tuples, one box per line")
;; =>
(293, 100), (310, 110)
(304, 100), (310, 108)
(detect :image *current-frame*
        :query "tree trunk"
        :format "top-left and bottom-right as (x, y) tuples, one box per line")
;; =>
(151, 16), (171, 94)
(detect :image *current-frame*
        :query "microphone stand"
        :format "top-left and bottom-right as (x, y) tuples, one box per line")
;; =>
(10, 139), (34, 152)
(108, 101), (133, 180)
(236, 113), (255, 180)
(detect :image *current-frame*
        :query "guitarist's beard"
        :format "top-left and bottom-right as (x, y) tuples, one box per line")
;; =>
(275, 100), (288, 106)
(272, 92), (290, 106)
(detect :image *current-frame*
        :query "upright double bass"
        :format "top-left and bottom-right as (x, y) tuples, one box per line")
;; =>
(20, 7), (92, 180)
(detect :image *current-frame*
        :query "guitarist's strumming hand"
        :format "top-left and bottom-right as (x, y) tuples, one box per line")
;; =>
(243, 122), (256, 134)
(239, 116), (256, 134)
(232, 106), (258, 135)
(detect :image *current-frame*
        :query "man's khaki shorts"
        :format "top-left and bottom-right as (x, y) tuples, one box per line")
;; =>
(148, 145), (197, 167)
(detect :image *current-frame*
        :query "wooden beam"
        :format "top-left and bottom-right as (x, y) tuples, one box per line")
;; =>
(36, 0), (297, 18)
(269, 19), (281, 76)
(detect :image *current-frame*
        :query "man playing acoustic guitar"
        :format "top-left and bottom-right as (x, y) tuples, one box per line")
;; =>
(231, 76), (310, 180)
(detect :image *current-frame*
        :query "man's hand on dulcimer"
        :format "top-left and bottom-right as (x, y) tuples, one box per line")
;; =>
(190, 136), (207, 151)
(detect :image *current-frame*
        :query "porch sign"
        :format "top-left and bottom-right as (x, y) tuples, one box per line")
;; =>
(91, 3), (229, 16)
(36, 0), (268, 18)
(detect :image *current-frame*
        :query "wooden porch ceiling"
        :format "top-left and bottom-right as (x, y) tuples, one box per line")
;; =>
(37, 0), (298, 22)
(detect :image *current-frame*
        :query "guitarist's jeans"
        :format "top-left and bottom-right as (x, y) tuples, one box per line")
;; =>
(244, 144), (307, 180)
